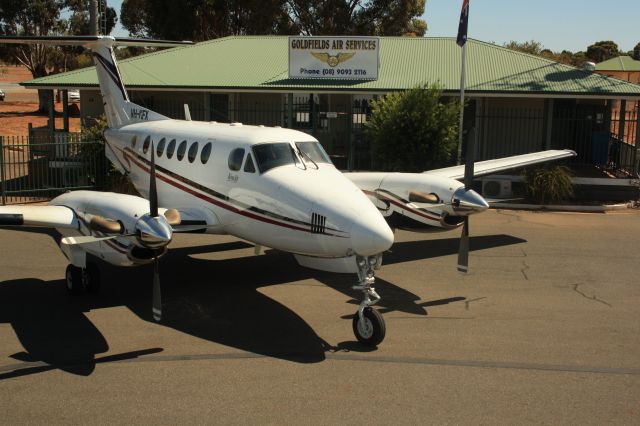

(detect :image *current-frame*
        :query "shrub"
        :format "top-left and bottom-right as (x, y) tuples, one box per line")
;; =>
(366, 83), (460, 172)
(523, 165), (574, 204)
(81, 116), (138, 194)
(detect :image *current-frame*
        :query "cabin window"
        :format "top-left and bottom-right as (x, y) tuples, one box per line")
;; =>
(188, 142), (199, 163)
(131, 135), (137, 148)
(228, 148), (245, 171)
(176, 140), (187, 161)
(166, 139), (176, 159)
(157, 138), (166, 157)
(243, 153), (256, 173)
(142, 135), (151, 154)
(252, 143), (295, 173)
(201, 142), (212, 164)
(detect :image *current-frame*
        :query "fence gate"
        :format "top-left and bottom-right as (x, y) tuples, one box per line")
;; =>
(0, 134), (107, 205)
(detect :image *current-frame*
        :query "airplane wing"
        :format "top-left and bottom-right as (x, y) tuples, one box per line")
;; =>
(423, 149), (577, 180)
(0, 205), (79, 229)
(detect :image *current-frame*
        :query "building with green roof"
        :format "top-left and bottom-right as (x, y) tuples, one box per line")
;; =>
(24, 36), (640, 170)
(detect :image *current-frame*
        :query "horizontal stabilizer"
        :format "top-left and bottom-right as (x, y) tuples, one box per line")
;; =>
(0, 35), (193, 48)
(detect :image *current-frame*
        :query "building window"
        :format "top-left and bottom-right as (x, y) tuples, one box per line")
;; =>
(188, 142), (199, 163)
(228, 148), (245, 171)
(176, 140), (187, 161)
(201, 142), (212, 164)
(166, 139), (176, 159)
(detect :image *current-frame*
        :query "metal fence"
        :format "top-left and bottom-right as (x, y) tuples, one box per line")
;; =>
(0, 133), (107, 205)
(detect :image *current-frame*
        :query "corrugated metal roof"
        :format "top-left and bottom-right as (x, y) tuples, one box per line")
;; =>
(23, 36), (640, 96)
(595, 56), (640, 72)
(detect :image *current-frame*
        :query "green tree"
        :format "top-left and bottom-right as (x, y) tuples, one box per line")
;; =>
(120, 0), (427, 40)
(121, 0), (294, 41)
(586, 40), (620, 63)
(632, 42), (640, 61)
(286, 0), (426, 36)
(366, 84), (459, 172)
(503, 40), (543, 56)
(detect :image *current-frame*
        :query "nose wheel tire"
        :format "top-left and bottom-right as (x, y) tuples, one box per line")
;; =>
(65, 264), (83, 295)
(352, 307), (386, 347)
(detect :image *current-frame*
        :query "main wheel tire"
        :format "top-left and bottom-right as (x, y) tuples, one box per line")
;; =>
(84, 263), (101, 294)
(65, 264), (83, 295)
(352, 307), (386, 347)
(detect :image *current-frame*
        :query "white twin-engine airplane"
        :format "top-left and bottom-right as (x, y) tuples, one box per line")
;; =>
(0, 36), (575, 347)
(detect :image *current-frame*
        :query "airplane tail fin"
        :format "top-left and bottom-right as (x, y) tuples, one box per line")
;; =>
(0, 36), (192, 128)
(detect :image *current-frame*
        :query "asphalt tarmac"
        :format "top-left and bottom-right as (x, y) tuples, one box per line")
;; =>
(0, 209), (639, 424)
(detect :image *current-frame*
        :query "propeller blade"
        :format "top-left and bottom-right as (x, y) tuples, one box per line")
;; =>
(152, 257), (162, 321)
(149, 141), (158, 218)
(458, 127), (476, 273)
(62, 235), (117, 245)
(457, 217), (469, 273)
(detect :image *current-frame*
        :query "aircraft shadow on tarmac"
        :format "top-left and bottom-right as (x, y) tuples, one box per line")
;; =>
(0, 234), (525, 378)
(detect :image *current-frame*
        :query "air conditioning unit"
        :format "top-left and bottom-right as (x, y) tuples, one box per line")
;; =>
(482, 177), (513, 199)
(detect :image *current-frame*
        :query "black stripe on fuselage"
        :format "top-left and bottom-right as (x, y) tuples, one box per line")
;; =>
(92, 51), (129, 101)
(0, 214), (24, 226)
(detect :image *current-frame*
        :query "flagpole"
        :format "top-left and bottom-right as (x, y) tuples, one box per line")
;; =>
(456, 42), (467, 165)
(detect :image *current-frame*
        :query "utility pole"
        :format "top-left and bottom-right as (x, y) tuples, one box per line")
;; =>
(89, 0), (99, 35)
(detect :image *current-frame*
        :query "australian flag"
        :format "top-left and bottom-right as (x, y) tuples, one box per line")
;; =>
(456, 0), (470, 47)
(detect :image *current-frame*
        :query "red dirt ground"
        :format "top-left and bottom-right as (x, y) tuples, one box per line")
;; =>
(0, 65), (81, 137)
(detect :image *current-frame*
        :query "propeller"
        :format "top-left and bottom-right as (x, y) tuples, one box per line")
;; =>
(148, 142), (164, 321)
(457, 127), (476, 273)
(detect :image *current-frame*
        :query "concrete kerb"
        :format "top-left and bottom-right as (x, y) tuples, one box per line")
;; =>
(491, 202), (635, 213)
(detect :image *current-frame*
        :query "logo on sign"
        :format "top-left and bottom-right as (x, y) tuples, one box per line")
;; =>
(310, 52), (356, 67)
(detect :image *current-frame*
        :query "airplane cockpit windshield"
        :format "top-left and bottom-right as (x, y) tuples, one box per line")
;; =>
(253, 141), (332, 173)
(295, 141), (331, 164)
(253, 143), (296, 173)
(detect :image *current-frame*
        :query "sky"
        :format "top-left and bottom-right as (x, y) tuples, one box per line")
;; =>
(107, 0), (639, 53)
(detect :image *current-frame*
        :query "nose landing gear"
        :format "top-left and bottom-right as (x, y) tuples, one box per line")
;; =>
(352, 255), (385, 346)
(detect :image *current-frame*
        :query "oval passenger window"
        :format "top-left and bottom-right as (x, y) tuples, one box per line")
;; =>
(188, 142), (199, 163)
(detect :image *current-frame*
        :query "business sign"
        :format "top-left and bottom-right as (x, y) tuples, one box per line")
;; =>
(288, 36), (379, 80)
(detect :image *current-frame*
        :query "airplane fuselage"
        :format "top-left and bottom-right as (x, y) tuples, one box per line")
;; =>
(104, 119), (394, 259)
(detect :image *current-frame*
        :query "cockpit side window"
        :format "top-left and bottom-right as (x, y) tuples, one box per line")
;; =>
(252, 143), (296, 173)
(228, 148), (245, 171)
(243, 153), (256, 173)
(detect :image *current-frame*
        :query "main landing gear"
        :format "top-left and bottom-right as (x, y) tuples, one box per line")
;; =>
(65, 263), (101, 295)
(352, 255), (386, 347)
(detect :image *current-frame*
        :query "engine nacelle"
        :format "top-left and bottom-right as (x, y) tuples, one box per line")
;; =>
(344, 172), (474, 233)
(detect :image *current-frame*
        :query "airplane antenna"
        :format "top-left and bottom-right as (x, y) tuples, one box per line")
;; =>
(184, 104), (192, 121)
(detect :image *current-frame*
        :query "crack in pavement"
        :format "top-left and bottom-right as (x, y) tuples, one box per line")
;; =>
(572, 283), (612, 308)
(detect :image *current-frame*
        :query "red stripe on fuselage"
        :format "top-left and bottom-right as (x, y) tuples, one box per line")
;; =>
(122, 149), (342, 236)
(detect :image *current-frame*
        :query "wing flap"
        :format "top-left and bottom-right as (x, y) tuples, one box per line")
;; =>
(0, 205), (79, 229)
(424, 150), (577, 180)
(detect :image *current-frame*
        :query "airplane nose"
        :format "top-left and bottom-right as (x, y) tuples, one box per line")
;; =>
(452, 187), (490, 214)
(350, 220), (394, 257)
